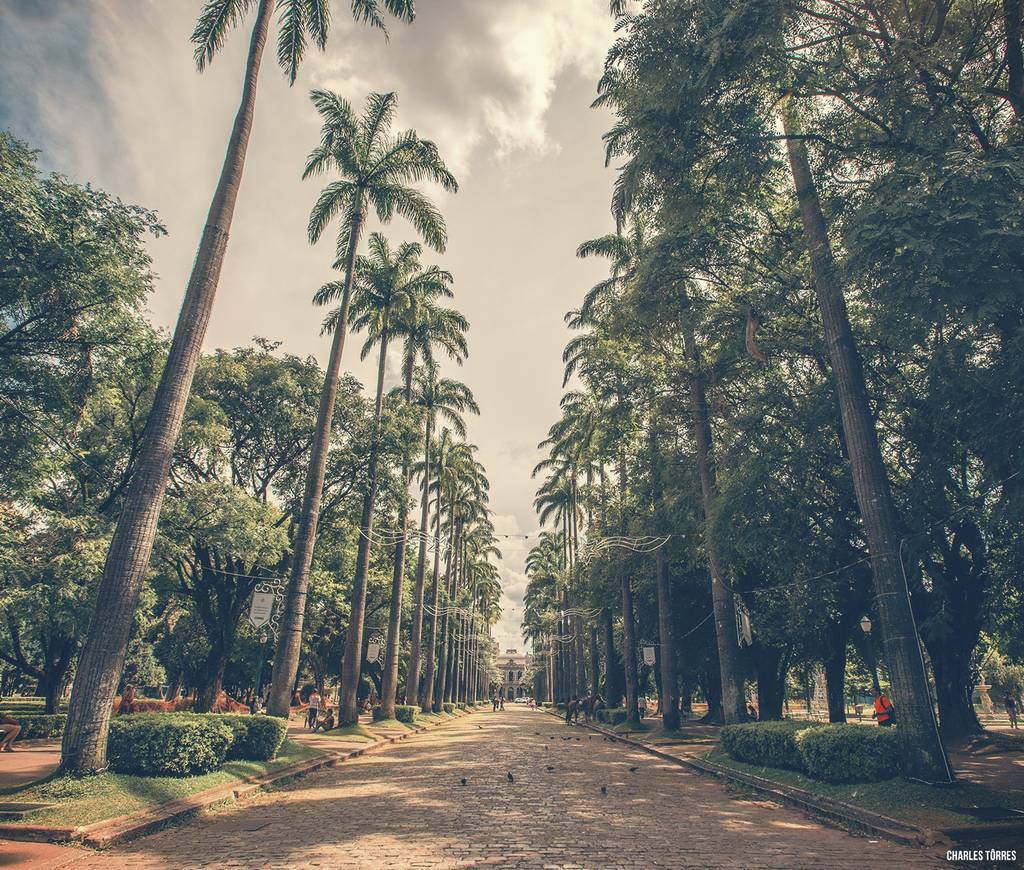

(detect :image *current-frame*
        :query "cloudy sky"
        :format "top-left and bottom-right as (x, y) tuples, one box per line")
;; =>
(0, 0), (617, 651)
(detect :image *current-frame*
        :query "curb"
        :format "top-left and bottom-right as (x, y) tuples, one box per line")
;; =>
(0, 707), (475, 848)
(537, 708), (940, 847)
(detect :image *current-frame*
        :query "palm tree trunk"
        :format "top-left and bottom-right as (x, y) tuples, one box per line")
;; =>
(681, 321), (746, 724)
(404, 417), (433, 705)
(781, 107), (952, 782)
(420, 493), (445, 711)
(339, 326), (392, 724)
(435, 517), (460, 708)
(380, 364), (416, 718)
(618, 454), (640, 725)
(589, 624), (600, 697)
(61, 0), (276, 772)
(656, 547), (681, 730)
(602, 608), (623, 707)
(268, 211), (365, 718)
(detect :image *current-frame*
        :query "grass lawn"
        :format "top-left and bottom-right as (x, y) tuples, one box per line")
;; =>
(3, 740), (322, 828)
(324, 723), (378, 742)
(639, 726), (717, 746)
(611, 720), (653, 734)
(370, 718), (416, 731)
(418, 712), (447, 723)
(704, 748), (1024, 832)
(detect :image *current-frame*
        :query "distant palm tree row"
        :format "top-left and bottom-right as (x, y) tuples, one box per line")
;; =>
(61, 0), (499, 773)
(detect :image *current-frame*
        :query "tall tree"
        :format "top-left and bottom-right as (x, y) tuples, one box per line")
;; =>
(62, 0), (415, 772)
(269, 90), (456, 719)
(404, 365), (477, 706)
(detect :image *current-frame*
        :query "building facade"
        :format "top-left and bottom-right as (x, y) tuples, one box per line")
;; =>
(494, 647), (529, 700)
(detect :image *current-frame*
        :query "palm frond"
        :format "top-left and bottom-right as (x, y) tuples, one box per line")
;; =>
(277, 0), (307, 84)
(192, 0), (254, 71)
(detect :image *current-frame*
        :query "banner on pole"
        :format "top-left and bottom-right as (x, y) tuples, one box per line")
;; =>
(642, 645), (656, 666)
(248, 591), (275, 630)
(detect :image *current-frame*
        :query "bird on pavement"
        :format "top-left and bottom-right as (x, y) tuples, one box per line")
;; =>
(628, 766), (639, 773)
(507, 772), (515, 783)
(600, 785), (607, 794)
(460, 778), (467, 786)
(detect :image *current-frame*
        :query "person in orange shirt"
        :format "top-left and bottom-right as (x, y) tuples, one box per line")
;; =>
(872, 689), (895, 727)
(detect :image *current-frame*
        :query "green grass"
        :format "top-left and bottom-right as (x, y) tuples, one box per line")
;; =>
(639, 726), (717, 746)
(705, 748), (1024, 832)
(418, 712), (446, 723)
(324, 723), (378, 742)
(3, 740), (321, 828)
(370, 718), (415, 731)
(612, 719), (653, 734)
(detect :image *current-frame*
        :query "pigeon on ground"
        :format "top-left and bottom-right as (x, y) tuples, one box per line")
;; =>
(628, 766), (639, 773)
(507, 772), (515, 783)
(546, 765), (555, 772)
(476, 725), (483, 730)
(460, 778), (467, 786)
(600, 785), (607, 794)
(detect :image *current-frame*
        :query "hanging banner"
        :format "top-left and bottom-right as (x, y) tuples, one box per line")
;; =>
(642, 645), (656, 666)
(365, 641), (381, 664)
(735, 598), (753, 647)
(248, 591), (275, 630)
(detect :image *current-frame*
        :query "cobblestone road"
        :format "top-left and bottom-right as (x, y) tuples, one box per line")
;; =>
(71, 707), (945, 869)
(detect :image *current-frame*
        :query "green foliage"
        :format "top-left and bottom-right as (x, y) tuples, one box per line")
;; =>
(107, 714), (233, 777)
(215, 714), (287, 761)
(9, 713), (66, 739)
(795, 725), (902, 784)
(721, 722), (819, 771)
(721, 721), (902, 783)
(596, 708), (628, 726)
(442, 703), (454, 714)
(371, 705), (386, 721)
(393, 704), (419, 724)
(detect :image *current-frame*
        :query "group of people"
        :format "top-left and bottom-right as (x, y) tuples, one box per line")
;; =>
(491, 694), (505, 711)
(302, 689), (335, 732)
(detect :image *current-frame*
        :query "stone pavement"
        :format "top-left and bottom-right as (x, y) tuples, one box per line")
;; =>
(0, 741), (61, 790)
(62, 706), (946, 869)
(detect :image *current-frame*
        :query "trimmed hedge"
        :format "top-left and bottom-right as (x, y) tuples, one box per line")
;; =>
(795, 724), (901, 783)
(595, 708), (629, 726)
(442, 702), (455, 714)
(721, 721), (902, 783)
(8, 713), (66, 739)
(371, 706), (386, 722)
(720, 721), (816, 771)
(107, 713), (233, 776)
(216, 714), (287, 761)
(394, 705), (419, 725)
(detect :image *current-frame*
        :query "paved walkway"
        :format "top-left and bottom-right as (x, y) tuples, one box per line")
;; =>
(64, 706), (944, 869)
(0, 742), (61, 790)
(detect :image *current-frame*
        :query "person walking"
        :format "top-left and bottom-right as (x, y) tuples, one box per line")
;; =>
(1006, 693), (1019, 729)
(872, 688), (895, 727)
(306, 689), (321, 729)
(0, 714), (21, 752)
(499, 695), (505, 710)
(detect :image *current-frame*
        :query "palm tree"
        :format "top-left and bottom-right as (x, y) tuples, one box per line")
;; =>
(62, 0), (415, 772)
(268, 90), (457, 719)
(378, 295), (470, 719)
(405, 364), (478, 707)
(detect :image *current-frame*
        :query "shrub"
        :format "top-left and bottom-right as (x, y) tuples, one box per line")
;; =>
(371, 706), (386, 722)
(107, 713), (233, 776)
(720, 721), (818, 770)
(540, 701), (553, 708)
(795, 724), (901, 783)
(442, 703), (454, 714)
(394, 705), (419, 725)
(598, 704), (626, 724)
(456, 702), (466, 710)
(9, 713), (66, 739)
(216, 714), (287, 761)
